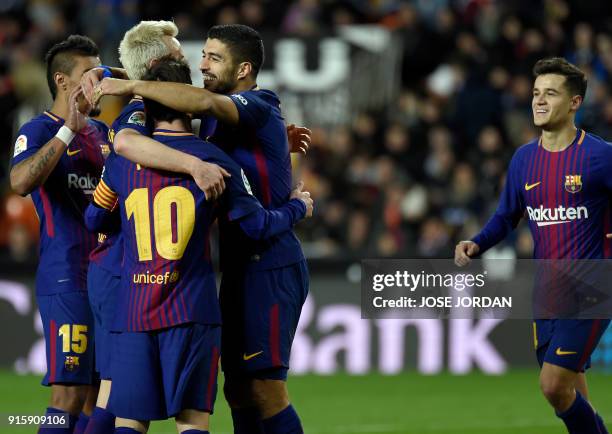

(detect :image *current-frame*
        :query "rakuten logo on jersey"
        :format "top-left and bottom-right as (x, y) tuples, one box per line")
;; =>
(67, 173), (98, 195)
(526, 205), (588, 227)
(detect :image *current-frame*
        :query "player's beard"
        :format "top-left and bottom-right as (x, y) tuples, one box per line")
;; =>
(203, 66), (239, 95)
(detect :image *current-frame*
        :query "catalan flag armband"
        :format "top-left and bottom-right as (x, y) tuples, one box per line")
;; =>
(93, 178), (118, 211)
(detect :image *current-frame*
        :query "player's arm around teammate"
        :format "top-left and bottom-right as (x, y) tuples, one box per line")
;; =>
(91, 72), (312, 155)
(113, 127), (230, 200)
(97, 75), (240, 123)
(96, 77), (312, 154)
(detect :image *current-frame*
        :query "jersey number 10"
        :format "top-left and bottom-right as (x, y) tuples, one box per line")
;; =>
(125, 186), (196, 262)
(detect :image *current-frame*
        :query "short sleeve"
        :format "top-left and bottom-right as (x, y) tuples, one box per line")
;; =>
(11, 121), (54, 166)
(112, 100), (151, 137)
(197, 115), (218, 140)
(230, 92), (271, 128)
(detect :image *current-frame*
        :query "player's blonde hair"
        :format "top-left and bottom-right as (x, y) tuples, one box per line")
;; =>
(119, 20), (179, 80)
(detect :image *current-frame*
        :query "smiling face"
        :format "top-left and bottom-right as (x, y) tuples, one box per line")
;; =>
(532, 73), (582, 131)
(199, 38), (240, 94)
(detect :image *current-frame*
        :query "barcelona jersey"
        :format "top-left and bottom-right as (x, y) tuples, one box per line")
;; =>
(11, 111), (107, 294)
(473, 129), (612, 259)
(97, 130), (264, 332)
(206, 88), (305, 271)
(89, 98), (150, 275)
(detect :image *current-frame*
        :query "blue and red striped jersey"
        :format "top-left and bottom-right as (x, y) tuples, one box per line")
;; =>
(89, 98), (149, 275)
(11, 111), (107, 294)
(100, 130), (268, 331)
(206, 88), (305, 271)
(473, 129), (612, 259)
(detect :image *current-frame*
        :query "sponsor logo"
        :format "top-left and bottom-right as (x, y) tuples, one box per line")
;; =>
(13, 135), (27, 157)
(241, 169), (253, 195)
(243, 351), (263, 361)
(66, 148), (81, 157)
(127, 111), (146, 126)
(233, 94), (248, 105)
(524, 181), (541, 191)
(565, 174), (582, 193)
(67, 173), (98, 194)
(526, 205), (588, 227)
(555, 347), (577, 356)
(132, 270), (180, 285)
(64, 355), (80, 371)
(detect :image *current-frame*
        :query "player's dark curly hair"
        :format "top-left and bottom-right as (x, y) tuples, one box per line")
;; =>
(533, 57), (587, 99)
(207, 24), (264, 77)
(45, 35), (100, 99)
(142, 57), (192, 124)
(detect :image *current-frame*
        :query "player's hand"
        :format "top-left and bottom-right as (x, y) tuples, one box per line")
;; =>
(291, 181), (313, 217)
(191, 160), (231, 201)
(287, 124), (311, 154)
(607, 233), (612, 239)
(81, 67), (106, 105)
(64, 86), (89, 133)
(93, 78), (136, 106)
(454, 240), (480, 267)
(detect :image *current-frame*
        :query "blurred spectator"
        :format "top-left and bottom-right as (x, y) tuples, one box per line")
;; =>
(418, 216), (451, 258)
(282, 0), (320, 35)
(0, 193), (38, 264)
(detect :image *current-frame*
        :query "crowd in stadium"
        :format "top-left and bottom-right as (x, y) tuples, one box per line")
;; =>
(2, 0), (612, 262)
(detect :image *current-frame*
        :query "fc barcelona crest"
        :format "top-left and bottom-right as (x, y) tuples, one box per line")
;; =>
(564, 174), (582, 193)
(64, 356), (80, 371)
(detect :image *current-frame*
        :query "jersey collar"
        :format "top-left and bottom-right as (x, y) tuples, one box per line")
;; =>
(152, 129), (194, 137)
(538, 128), (585, 150)
(44, 111), (64, 123)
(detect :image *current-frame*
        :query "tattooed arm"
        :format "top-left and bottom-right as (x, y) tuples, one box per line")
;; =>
(10, 87), (89, 196)
(10, 138), (68, 196)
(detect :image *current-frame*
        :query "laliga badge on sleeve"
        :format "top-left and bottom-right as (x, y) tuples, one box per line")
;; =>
(13, 135), (27, 157)
(127, 111), (146, 126)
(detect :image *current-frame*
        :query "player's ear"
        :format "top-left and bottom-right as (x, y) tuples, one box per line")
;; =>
(54, 72), (67, 93)
(570, 95), (582, 112)
(236, 62), (251, 80)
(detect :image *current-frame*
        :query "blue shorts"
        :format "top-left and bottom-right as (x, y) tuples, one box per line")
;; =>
(87, 263), (120, 380)
(108, 323), (220, 421)
(38, 291), (95, 386)
(534, 319), (611, 372)
(220, 260), (309, 381)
